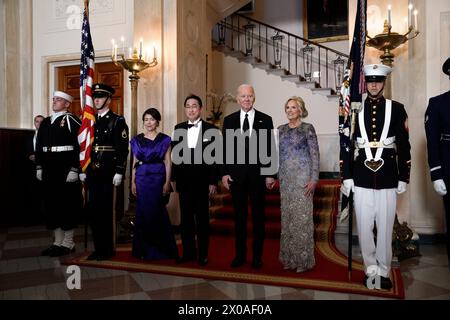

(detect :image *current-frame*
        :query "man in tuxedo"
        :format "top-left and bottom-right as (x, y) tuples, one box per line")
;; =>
(425, 57), (450, 266)
(172, 94), (219, 266)
(221, 84), (276, 269)
(28, 115), (44, 163)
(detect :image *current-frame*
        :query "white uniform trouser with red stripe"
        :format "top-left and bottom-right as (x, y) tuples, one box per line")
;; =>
(354, 186), (397, 277)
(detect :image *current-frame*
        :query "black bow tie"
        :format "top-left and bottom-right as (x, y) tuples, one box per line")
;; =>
(188, 123), (198, 129)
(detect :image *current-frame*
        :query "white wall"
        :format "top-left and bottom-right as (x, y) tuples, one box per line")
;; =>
(247, 0), (349, 57)
(212, 50), (340, 172)
(32, 0), (134, 119)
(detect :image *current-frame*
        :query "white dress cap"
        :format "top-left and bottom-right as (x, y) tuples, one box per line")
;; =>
(54, 91), (74, 103)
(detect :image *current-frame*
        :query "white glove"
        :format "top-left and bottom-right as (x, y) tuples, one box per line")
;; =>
(66, 171), (79, 183)
(339, 207), (349, 223)
(433, 179), (447, 196)
(396, 181), (407, 194)
(113, 174), (123, 186)
(341, 179), (354, 197)
(79, 173), (87, 183)
(36, 169), (42, 181)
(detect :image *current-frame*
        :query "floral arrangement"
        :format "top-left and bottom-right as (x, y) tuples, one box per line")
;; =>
(206, 92), (236, 122)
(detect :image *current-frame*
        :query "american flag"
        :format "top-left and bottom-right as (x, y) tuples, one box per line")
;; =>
(339, 0), (366, 213)
(78, 1), (95, 173)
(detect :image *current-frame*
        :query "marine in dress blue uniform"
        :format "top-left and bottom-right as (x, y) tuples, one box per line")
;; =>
(80, 83), (129, 261)
(36, 91), (82, 257)
(342, 64), (411, 290)
(425, 57), (450, 265)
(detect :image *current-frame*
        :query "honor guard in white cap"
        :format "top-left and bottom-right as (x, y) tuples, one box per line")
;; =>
(35, 90), (82, 257)
(341, 64), (411, 290)
(79, 83), (129, 261)
(425, 57), (450, 266)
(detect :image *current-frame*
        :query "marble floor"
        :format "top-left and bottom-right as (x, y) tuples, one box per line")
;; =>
(0, 225), (449, 300)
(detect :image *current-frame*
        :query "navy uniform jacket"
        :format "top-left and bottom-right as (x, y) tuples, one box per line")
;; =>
(36, 113), (81, 179)
(425, 90), (450, 181)
(90, 110), (129, 179)
(171, 120), (219, 191)
(343, 97), (411, 189)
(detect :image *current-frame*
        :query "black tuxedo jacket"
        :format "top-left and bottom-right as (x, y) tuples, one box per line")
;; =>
(221, 109), (275, 181)
(171, 120), (219, 190)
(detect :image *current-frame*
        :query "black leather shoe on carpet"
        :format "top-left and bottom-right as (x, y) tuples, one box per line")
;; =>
(251, 259), (263, 269)
(86, 252), (98, 260)
(380, 276), (393, 290)
(41, 245), (60, 256)
(198, 258), (208, 266)
(230, 258), (246, 268)
(49, 246), (75, 257)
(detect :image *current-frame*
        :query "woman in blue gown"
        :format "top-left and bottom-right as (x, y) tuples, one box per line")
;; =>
(130, 108), (178, 260)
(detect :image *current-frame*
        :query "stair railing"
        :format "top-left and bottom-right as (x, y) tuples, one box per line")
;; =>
(213, 13), (349, 93)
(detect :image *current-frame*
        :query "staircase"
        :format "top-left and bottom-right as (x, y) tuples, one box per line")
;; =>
(212, 13), (349, 102)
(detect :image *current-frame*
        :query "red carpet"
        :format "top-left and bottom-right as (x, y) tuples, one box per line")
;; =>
(65, 180), (405, 299)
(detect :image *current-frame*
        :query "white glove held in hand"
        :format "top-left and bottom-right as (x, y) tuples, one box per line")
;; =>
(433, 179), (447, 196)
(396, 181), (407, 194)
(113, 174), (123, 186)
(79, 173), (87, 183)
(66, 171), (78, 183)
(36, 169), (42, 181)
(341, 179), (354, 197)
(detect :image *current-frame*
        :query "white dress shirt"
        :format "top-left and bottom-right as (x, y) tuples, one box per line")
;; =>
(187, 119), (202, 148)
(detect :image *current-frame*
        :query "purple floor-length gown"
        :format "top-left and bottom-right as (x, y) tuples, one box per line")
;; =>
(130, 133), (178, 260)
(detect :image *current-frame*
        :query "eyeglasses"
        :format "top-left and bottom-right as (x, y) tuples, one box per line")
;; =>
(185, 105), (200, 109)
(238, 95), (254, 99)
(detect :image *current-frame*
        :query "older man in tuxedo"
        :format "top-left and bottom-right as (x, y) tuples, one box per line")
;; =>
(221, 84), (276, 269)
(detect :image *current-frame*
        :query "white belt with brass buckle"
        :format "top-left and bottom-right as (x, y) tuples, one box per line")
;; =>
(357, 140), (396, 149)
(42, 146), (74, 152)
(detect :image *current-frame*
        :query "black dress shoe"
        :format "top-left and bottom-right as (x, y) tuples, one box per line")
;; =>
(41, 245), (60, 256)
(176, 256), (195, 264)
(96, 253), (114, 261)
(86, 252), (98, 260)
(251, 259), (263, 269)
(50, 246), (75, 257)
(198, 258), (208, 266)
(230, 258), (246, 268)
(380, 276), (393, 290)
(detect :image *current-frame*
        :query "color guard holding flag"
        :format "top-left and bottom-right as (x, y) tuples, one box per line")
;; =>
(77, 0), (130, 261)
(341, 64), (411, 290)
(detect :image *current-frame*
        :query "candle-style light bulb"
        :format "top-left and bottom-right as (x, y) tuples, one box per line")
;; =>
(408, 3), (413, 27)
(111, 39), (115, 57)
(413, 9), (418, 30)
(120, 36), (125, 55)
(387, 5), (392, 26)
(114, 44), (118, 61)
(139, 38), (143, 58)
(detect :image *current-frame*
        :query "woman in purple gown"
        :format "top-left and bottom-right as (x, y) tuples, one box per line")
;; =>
(130, 108), (178, 260)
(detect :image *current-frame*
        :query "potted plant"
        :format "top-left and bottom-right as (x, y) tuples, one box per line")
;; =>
(206, 92), (235, 127)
